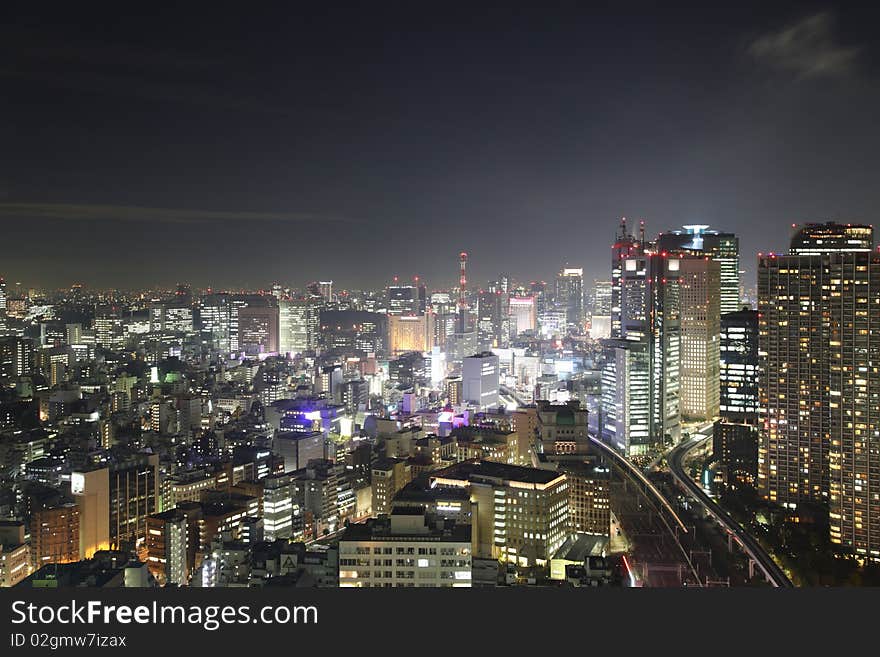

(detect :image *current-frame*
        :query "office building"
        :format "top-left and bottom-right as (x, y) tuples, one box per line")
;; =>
(30, 503), (80, 567)
(387, 284), (419, 315)
(279, 298), (314, 355)
(677, 256), (720, 420)
(714, 308), (760, 486)
(714, 422), (759, 487)
(429, 460), (569, 567)
(555, 267), (584, 329)
(719, 308), (760, 422)
(601, 221), (681, 455)
(372, 458), (413, 516)
(275, 431), (325, 472)
(319, 310), (387, 357)
(508, 295), (537, 336)
(788, 222), (873, 254)
(388, 313), (434, 356)
(462, 351), (500, 410)
(263, 473), (295, 541)
(477, 288), (509, 350)
(339, 509), (472, 588)
(238, 303), (280, 354)
(145, 510), (189, 586)
(658, 224), (741, 314)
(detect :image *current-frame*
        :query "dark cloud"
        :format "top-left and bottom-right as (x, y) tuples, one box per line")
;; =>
(747, 12), (861, 80)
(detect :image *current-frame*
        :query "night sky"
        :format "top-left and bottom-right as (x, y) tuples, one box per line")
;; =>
(2, 2), (879, 292)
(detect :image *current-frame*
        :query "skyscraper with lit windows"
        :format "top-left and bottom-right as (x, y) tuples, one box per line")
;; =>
(555, 267), (584, 330)
(677, 256), (720, 420)
(658, 224), (741, 314)
(601, 240), (681, 454)
(759, 222), (880, 560)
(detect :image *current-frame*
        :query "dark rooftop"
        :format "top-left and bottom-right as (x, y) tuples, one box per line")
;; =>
(431, 460), (564, 485)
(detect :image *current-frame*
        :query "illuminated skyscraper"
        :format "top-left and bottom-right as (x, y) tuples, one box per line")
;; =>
(590, 280), (612, 340)
(199, 293), (233, 352)
(279, 297), (314, 354)
(658, 225), (740, 314)
(677, 256), (720, 420)
(601, 222), (681, 455)
(788, 222), (873, 254)
(714, 308), (760, 485)
(555, 267), (584, 330)
(758, 222), (880, 559)
(477, 287), (509, 350)
(719, 308), (759, 422)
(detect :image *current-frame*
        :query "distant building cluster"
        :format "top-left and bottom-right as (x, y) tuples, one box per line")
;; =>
(1, 218), (878, 589)
(0, 263), (615, 589)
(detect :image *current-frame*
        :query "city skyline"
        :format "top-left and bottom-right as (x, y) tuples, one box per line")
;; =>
(5, 3), (880, 598)
(0, 218), (856, 295)
(3, 4), (880, 289)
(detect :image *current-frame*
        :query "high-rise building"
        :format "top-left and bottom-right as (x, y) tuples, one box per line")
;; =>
(788, 221), (873, 254)
(387, 284), (419, 315)
(714, 308), (760, 486)
(110, 454), (160, 549)
(238, 303), (280, 354)
(592, 280), (612, 316)
(590, 280), (612, 340)
(318, 281), (333, 302)
(719, 309), (759, 422)
(199, 293), (234, 352)
(677, 257), (720, 420)
(508, 295), (537, 336)
(601, 225), (681, 455)
(65, 323), (82, 345)
(150, 300), (194, 334)
(0, 337), (35, 377)
(94, 307), (124, 350)
(388, 313), (434, 356)
(477, 288), (509, 350)
(462, 352), (500, 410)
(758, 222), (880, 560)
(319, 310), (387, 357)
(279, 298), (314, 355)
(555, 267), (584, 330)
(658, 225), (741, 314)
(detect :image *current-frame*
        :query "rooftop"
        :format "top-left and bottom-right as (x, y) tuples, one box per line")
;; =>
(431, 460), (564, 486)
